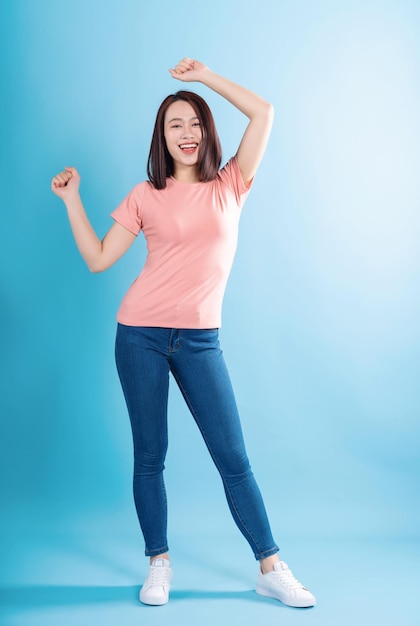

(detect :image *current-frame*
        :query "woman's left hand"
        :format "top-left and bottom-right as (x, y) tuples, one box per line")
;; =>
(168, 58), (209, 82)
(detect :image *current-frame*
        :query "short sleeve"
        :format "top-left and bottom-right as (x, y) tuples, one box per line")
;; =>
(217, 156), (254, 206)
(110, 182), (146, 236)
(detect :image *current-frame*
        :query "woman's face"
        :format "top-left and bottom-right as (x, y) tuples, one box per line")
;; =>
(164, 100), (203, 175)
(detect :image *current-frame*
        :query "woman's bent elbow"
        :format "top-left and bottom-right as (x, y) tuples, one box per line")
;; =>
(87, 259), (109, 273)
(265, 101), (275, 120)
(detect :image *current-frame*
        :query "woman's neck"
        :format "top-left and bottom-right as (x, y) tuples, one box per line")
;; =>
(172, 164), (200, 184)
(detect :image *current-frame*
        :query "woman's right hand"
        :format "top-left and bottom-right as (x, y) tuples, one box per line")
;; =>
(51, 166), (80, 200)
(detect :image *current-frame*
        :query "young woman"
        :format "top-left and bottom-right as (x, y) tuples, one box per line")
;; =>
(51, 58), (316, 609)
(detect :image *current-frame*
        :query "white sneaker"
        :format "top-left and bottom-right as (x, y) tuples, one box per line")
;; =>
(139, 558), (173, 606)
(256, 561), (316, 608)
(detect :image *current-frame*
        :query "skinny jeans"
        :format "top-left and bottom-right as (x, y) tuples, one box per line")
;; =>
(115, 324), (279, 560)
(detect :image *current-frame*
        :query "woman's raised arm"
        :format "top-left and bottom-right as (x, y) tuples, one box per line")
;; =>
(51, 167), (136, 273)
(169, 58), (274, 186)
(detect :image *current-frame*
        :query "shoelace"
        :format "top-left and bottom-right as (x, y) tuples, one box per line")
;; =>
(146, 565), (171, 588)
(272, 566), (306, 590)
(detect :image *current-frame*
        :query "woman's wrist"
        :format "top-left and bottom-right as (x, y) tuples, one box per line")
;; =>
(63, 192), (82, 211)
(195, 65), (214, 85)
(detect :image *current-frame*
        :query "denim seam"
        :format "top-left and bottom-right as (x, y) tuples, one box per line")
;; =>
(145, 544), (170, 557)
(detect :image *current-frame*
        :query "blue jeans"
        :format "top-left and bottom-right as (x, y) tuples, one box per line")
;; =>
(115, 324), (279, 560)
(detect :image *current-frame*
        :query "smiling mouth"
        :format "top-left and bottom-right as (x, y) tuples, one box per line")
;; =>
(179, 143), (198, 153)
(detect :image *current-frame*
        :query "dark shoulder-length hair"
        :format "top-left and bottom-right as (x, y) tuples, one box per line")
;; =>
(147, 90), (222, 190)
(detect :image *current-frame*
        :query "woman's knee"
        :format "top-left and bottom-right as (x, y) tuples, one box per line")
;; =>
(133, 448), (167, 476)
(215, 445), (252, 482)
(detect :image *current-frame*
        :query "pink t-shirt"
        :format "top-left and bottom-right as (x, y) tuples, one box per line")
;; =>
(111, 156), (252, 328)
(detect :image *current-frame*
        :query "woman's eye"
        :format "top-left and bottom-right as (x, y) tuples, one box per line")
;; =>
(193, 122), (201, 127)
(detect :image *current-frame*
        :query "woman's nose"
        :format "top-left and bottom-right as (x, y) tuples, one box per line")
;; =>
(182, 129), (194, 138)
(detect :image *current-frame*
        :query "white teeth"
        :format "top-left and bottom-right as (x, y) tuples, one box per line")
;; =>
(180, 143), (197, 149)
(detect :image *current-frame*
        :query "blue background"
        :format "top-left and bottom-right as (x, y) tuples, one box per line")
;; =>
(1, 1), (419, 624)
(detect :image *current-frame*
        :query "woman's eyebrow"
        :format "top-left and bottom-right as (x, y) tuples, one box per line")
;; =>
(166, 116), (200, 124)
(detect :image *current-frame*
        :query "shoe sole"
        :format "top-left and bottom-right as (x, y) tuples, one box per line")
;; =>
(139, 594), (169, 606)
